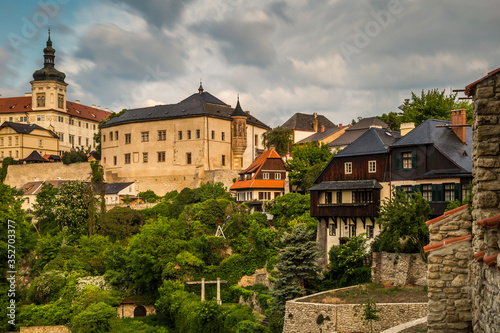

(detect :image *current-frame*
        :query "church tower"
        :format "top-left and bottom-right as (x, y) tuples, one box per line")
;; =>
(31, 31), (67, 112)
(231, 97), (247, 169)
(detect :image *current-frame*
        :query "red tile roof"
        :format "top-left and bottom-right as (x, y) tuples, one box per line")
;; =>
(423, 234), (471, 254)
(474, 250), (486, 262)
(239, 148), (282, 175)
(483, 253), (499, 267)
(0, 96), (112, 122)
(464, 67), (500, 96)
(477, 213), (500, 229)
(425, 204), (469, 226)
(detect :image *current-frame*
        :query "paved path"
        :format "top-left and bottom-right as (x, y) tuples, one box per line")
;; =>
(380, 316), (427, 333)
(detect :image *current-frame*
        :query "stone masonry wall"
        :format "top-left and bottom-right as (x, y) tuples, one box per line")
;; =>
(470, 70), (500, 332)
(371, 252), (427, 286)
(425, 206), (473, 333)
(19, 326), (70, 333)
(283, 287), (427, 333)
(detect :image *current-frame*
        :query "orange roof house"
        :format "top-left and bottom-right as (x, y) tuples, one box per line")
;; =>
(230, 147), (287, 204)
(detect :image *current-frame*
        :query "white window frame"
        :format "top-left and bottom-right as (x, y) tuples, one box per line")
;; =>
(368, 160), (376, 173)
(345, 162), (352, 174)
(263, 173), (269, 179)
(274, 173), (281, 180)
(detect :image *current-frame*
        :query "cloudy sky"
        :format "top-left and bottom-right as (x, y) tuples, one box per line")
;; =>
(0, 0), (498, 127)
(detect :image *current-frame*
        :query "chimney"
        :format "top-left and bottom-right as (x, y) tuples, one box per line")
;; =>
(92, 104), (96, 108)
(97, 106), (101, 110)
(339, 123), (342, 129)
(105, 108), (109, 112)
(0, 94), (2, 98)
(313, 113), (318, 132)
(75, 100), (80, 104)
(451, 109), (467, 144)
(25, 93), (32, 97)
(400, 122), (415, 136)
(321, 125), (325, 133)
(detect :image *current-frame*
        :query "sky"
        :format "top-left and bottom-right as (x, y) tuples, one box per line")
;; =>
(0, 0), (499, 128)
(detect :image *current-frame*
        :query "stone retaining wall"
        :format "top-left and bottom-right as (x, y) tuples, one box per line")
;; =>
(283, 287), (427, 333)
(20, 326), (70, 333)
(371, 252), (427, 286)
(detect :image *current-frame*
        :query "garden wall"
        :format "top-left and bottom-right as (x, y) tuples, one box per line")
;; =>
(283, 287), (427, 333)
(371, 252), (427, 286)
(19, 326), (70, 333)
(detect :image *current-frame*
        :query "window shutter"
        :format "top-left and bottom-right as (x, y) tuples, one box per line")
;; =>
(454, 183), (461, 201)
(411, 185), (419, 193)
(411, 151), (417, 169)
(432, 184), (443, 201)
(395, 153), (402, 170)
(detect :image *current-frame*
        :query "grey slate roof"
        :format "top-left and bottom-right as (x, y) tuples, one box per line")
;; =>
(309, 179), (383, 191)
(328, 117), (388, 147)
(296, 127), (341, 144)
(391, 118), (472, 172)
(0, 121), (58, 138)
(19, 151), (49, 162)
(178, 91), (228, 105)
(334, 128), (400, 157)
(102, 95), (270, 130)
(281, 113), (336, 131)
(105, 182), (135, 195)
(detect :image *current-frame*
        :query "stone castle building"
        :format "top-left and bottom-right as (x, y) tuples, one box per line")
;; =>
(100, 84), (270, 194)
(0, 32), (111, 156)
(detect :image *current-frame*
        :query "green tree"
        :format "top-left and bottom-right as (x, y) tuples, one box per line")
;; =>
(285, 141), (333, 192)
(70, 301), (117, 333)
(400, 89), (457, 126)
(271, 224), (320, 311)
(138, 189), (160, 203)
(32, 182), (59, 235)
(264, 193), (311, 228)
(0, 157), (16, 182)
(355, 298), (381, 333)
(261, 126), (293, 155)
(99, 206), (144, 242)
(195, 182), (231, 202)
(54, 181), (98, 237)
(377, 112), (402, 131)
(376, 188), (431, 259)
(62, 147), (88, 164)
(324, 235), (371, 288)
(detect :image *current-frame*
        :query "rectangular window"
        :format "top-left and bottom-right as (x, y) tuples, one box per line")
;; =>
(422, 184), (432, 201)
(352, 191), (372, 203)
(222, 155), (226, 166)
(15, 137), (19, 145)
(103, 134), (106, 142)
(187, 130), (191, 139)
(211, 130), (215, 140)
(115, 131), (118, 140)
(58, 116), (64, 122)
(444, 183), (455, 201)
(349, 224), (356, 237)
(59, 133), (64, 142)
(93, 124), (96, 130)
(19, 116), (27, 122)
(255, 134), (258, 146)
(125, 153), (131, 164)
(141, 132), (149, 142)
(345, 162), (352, 174)
(15, 150), (18, 158)
(329, 223), (336, 236)
(8, 137), (12, 146)
(0, 138), (3, 146)
(368, 160), (376, 173)
(78, 137), (82, 145)
(196, 129), (200, 139)
(158, 151), (166, 162)
(259, 192), (272, 200)
(39, 140), (43, 147)
(158, 130), (166, 141)
(86, 123), (89, 129)
(263, 173), (269, 179)
(125, 133), (131, 144)
(86, 138), (89, 146)
(325, 192), (332, 204)
(143, 152), (148, 163)
(275, 173), (281, 180)
(110, 131), (113, 141)
(37, 93), (45, 107)
(78, 121), (81, 127)
(367, 225), (374, 239)
(36, 115), (45, 121)
(58, 94), (64, 108)
(461, 183), (471, 202)
(186, 152), (192, 165)
(336, 191), (342, 204)
(178, 131), (182, 140)
(69, 135), (75, 145)
(402, 185), (412, 196)
(8, 117), (13, 122)
(113, 156), (117, 165)
(221, 132), (225, 141)
(69, 118), (74, 125)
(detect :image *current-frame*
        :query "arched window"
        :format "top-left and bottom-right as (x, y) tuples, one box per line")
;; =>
(134, 305), (147, 317)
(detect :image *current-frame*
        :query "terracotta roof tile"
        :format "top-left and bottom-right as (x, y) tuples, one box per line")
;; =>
(474, 250), (486, 262)
(230, 179), (284, 190)
(423, 234), (471, 254)
(239, 148), (281, 175)
(425, 204), (469, 226)
(477, 214), (500, 229)
(483, 253), (500, 267)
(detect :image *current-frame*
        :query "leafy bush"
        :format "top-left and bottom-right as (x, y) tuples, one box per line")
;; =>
(27, 271), (67, 304)
(70, 301), (117, 333)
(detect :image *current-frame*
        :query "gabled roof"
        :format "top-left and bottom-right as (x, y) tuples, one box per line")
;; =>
(102, 93), (270, 130)
(328, 117), (388, 147)
(335, 127), (400, 158)
(0, 96), (112, 122)
(391, 118), (472, 172)
(0, 121), (58, 138)
(296, 127), (341, 144)
(105, 182), (135, 195)
(281, 113), (336, 131)
(230, 148), (285, 191)
(465, 67), (500, 96)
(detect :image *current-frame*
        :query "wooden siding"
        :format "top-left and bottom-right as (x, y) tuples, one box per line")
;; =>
(310, 189), (381, 218)
(257, 158), (286, 180)
(316, 154), (388, 184)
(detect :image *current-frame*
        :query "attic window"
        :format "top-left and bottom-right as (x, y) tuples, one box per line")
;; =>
(76, 110), (81, 114)
(91, 114), (96, 118)
(10, 105), (16, 109)
(24, 104), (30, 109)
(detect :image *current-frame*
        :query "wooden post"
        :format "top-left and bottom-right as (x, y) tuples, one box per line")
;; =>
(201, 278), (205, 302)
(216, 277), (221, 305)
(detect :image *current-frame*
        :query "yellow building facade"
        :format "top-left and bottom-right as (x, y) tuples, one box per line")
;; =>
(0, 122), (59, 161)
(0, 33), (111, 155)
(101, 86), (270, 194)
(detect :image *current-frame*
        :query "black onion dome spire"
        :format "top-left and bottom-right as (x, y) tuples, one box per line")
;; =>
(32, 30), (66, 83)
(230, 95), (247, 117)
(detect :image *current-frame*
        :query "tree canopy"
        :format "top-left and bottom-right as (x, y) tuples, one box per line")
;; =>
(261, 126), (293, 155)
